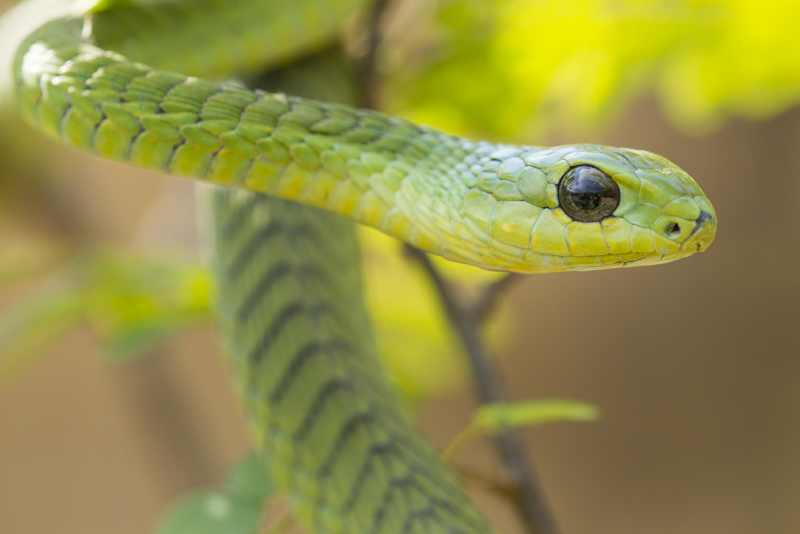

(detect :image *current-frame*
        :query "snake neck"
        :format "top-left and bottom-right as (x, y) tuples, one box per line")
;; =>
(13, 17), (555, 274)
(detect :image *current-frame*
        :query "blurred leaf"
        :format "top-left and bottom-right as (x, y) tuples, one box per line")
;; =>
(81, 254), (213, 360)
(157, 452), (272, 534)
(80, 0), (171, 14)
(474, 400), (599, 431)
(444, 399), (598, 460)
(157, 492), (261, 534)
(223, 452), (273, 503)
(0, 251), (214, 377)
(387, 0), (800, 136)
(0, 277), (84, 379)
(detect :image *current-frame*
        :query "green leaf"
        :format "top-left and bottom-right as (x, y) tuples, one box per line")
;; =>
(474, 400), (599, 431)
(157, 452), (272, 534)
(388, 0), (800, 136)
(0, 252), (214, 377)
(444, 399), (598, 460)
(81, 255), (213, 361)
(224, 452), (272, 503)
(156, 491), (264, 534)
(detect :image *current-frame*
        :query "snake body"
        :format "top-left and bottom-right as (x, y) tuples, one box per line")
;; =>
(8, 1), (717, 532)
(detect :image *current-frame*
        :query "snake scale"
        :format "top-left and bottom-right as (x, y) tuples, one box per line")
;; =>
(6, 0), (717, 532)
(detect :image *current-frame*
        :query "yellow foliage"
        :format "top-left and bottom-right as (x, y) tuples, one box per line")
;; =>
(389, 0), (800, 135)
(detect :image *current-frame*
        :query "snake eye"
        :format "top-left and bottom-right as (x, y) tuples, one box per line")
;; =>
(558, 165), (620, 222)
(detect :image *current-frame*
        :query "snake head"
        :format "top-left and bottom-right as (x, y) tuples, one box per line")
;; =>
(457, 144), (717, 272)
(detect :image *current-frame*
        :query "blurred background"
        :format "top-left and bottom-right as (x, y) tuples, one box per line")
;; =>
(1, 1), (798, 533)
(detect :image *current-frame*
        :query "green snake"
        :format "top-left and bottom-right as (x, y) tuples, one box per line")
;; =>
(5, 0), (717, 532)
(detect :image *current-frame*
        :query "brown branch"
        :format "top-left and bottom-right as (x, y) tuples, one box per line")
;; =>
(471, 273), (522, 323)
(357, 0), (391, 109)
(453, 462), (519, 502)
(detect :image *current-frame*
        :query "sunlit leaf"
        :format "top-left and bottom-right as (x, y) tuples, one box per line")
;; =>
(387, 0), (800, 136)
(81, 255), (213, 360)
(474, 400), (599, 431)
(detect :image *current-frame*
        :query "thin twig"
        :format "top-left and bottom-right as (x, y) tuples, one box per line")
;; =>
(471, 273), (522, 323)
(358, 0), (391, 108)
(404, 247), (559, 534)
(452, 462), (519, 501)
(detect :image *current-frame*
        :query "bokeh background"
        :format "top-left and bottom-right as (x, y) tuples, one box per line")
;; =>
(1, 1), (799, 533)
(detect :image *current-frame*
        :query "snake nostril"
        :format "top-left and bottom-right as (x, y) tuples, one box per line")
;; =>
(696, 210), (713, 226)
(687, 210), (714, 239)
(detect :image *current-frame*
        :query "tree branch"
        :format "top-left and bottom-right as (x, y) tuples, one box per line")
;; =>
(471, 273), (522, 323)
(357, 0), (391, 109)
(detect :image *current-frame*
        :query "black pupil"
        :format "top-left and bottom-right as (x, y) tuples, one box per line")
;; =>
(558, 165), (620, 223)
